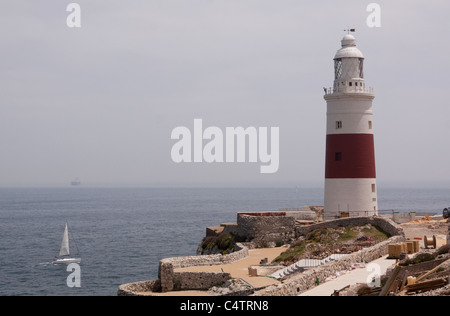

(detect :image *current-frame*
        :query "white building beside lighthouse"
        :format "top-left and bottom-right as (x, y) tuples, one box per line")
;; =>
(323, 34), (378, 220)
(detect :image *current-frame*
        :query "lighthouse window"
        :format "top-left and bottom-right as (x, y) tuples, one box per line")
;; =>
(335, 152), (342, 161)
(368, 121), (373, 129)
(358, 58), (364, 78)
(336, 121), (343, 129)
(372, 184), (376, 193)
(335, 59), (343, 79)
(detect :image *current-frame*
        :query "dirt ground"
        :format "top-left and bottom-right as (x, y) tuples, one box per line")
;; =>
(401, 217), (449, 248)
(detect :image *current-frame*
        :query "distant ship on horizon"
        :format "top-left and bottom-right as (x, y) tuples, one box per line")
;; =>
(71, 178), (81, 186)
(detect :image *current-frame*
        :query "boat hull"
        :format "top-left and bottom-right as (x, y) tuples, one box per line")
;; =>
(53, 257), (81, 264)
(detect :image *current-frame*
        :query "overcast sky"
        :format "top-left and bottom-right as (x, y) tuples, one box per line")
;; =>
(1, 0), (450, 187)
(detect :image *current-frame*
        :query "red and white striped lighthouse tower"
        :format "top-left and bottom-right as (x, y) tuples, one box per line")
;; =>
(324, 34), (378, 219)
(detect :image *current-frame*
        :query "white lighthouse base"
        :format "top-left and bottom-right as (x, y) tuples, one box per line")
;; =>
(324, 178), (378, 220)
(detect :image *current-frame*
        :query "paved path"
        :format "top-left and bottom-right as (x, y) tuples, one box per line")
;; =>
(175, 247), (286, 288)
(299, 255), (396, 296)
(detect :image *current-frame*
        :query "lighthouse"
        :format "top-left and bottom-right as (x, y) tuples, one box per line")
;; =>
(323, 34), (378, 219)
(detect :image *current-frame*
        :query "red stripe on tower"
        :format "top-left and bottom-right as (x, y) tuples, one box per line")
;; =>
(325, 134), (376, 179)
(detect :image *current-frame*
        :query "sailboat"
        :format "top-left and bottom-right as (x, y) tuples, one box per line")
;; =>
(53, 222), (81, 264)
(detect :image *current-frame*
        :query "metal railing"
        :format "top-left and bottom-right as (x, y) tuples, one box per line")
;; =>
(325, 210), (379, 219)
(324, 85), (374, 95)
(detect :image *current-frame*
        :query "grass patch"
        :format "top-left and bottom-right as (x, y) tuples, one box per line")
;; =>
(273, 241), (307, 263)
(338, 227), (359, 242)
(362, 225), (390, 241)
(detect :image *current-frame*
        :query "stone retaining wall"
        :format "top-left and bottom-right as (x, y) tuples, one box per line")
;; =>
(236, 213), (296, 245)
(159, 243), (249, 292)
(172, 271), (231, 291)
(117, 280), (161, 296)
(219, 211), (315, 243)
(221, 214), (403, 246)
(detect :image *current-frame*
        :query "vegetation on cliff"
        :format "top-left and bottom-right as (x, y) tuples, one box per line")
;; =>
(274, 224), (390, 265)
(199, 233), (238, 255)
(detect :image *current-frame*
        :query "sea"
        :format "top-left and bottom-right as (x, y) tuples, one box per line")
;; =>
(0, 186), (448, 296)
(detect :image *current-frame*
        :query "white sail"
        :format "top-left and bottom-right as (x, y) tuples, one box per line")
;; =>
(59, 223), (70, 257)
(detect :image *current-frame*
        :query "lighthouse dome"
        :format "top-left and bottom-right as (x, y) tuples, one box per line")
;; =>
(341, 34), (357, 47)
(334, 34), (364, 59)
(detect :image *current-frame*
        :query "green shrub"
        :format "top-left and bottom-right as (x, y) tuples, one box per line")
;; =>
(200, 233), (237, 255)
(273, 242), (306, 263)
(400, 253), (437, 266)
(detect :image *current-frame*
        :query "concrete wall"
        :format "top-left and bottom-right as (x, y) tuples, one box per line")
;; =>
(392, 212), (416, 224)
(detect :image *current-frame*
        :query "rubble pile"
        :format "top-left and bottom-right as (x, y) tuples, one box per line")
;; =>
(358, 245), (450, 296)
